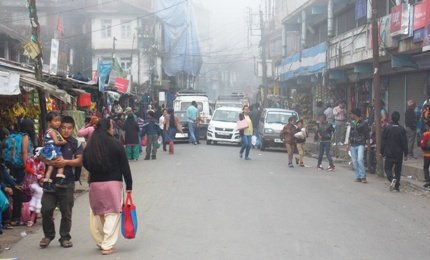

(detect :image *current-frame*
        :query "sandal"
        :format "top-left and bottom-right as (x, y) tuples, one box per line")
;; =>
(101, 248), (114, 255)
(60, 239), (73, 248)
(39, 237), (52, 248)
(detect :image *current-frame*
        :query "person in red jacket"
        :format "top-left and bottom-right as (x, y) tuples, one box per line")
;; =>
(420, 128), (430, 188)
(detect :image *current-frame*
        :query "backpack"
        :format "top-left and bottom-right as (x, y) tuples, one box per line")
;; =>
(2, 133), (24, 169)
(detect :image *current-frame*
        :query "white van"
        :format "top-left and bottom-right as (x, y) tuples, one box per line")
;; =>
(173, 91), (212, 139)
(206, 107), (242, 145)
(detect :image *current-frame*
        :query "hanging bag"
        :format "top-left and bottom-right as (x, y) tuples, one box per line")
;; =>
(0, 190), (9, 213)
(236, 119), (249, 131)
(121, 192), (138, 239)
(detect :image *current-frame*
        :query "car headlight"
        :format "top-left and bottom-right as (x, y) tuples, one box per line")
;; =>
(264, 128), (274, 134)
(208, 124), (214, 131)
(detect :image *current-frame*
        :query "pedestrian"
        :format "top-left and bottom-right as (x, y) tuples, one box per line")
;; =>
(159, 109), (167, 151)
(381, 111), (408, 192)
(281, 115), (297, 167)
(294, 119), (307, 167)
(333, 101), (346, 145)
(24, 151), (45, 227)
(239, 104), (254, 160)
(420, 127), (430, 188)
(39, 116), (83, 249)
(315, 101), (325, 121)
(141, 110), (162, 160)
(83, 118), (133, 255)
(5, 118), (34, 226)
(40, 112), (68, 192)
(324, 103), (335, 126)
(124, 108), (140, 161)
(186, 101), (199, 145)
(77, 116), (99, 142)
(111, 100), (123, 116)
(380, 100), (389, 128)
(405, 99), (417, 159)
(316, 114), (335, 171)
(165, 108), (183, 154)
(349, 108), (369, 183)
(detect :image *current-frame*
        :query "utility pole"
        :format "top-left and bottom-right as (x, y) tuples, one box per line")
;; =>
(371, 0), (383, 177)
(28, 0), (47, 134)
(259, 9), (268, 108)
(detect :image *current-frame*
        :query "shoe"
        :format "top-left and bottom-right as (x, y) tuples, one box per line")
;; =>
(42, 181), (55, 192)
(101, 248), (114, 255)
(245, 157), (251, 160)
(193, 142), (197, 145)
(55, 178), (69, 188)
(332, 143), (337, 146)
(295, 157), (299, 165)
(163, 148), (167, 152)
(288, 163), (294, 168)
(239, 153), (243, 159)
(59, 239), (73, 248)
(3, 224), (13, 230)
(317, 165), (324, 170)
(327, 166), (335, 172)
(389, 179), (397, 191)
(40, 237), (53, 248)
(27, 221), (34, 227)
(144, 156), (150, 160)
(338, 142), (344, 146)
(393, 187), (400, 192)
(423, 183), (430, 188)
(361, 178), (368, 183)
(151, 155), (156, 160)
(355, 178), (362, 182)
(299, 163), (305, 167)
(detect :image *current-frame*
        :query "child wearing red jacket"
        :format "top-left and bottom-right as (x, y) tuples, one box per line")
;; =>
(420, 130), (430, 188)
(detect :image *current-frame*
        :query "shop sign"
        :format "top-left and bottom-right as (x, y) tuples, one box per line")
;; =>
(114, 77), (129, 93)
(414, 0), (428, 30)
(49, 39), (59, 75)
(391, 4), (410, 37)
(423, 0), (430, 52)
(23, 41), (40, 60)
(0, 71), (20, 95)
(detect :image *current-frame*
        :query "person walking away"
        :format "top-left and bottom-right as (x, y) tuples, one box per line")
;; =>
(124, 109), (140, 161)
(294, 120), (307, 167)
(239, 105), (254, 160)
(405, 100), (417, 159)
(186, 101), (199, 145)
(281, 116), (297, 167)
(381, 112), (408, 192)
(165, 108), (183, 154)
(83, 118), (133, 255)
(4, 118), (35, 226)
(349, 108), (369, 183)
(420, 127), (430, 188)
(39, 116), (83, 249)
(324, 103), (335, 126)
(159, 109), (167, 151)
(333, 101), (346, 145)
(316, 114), (335, 171)
(141, 111), (162, 160)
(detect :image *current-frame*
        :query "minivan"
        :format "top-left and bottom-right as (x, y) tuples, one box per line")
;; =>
(258, 108), (299, 150)
(206, 107), (242, 145)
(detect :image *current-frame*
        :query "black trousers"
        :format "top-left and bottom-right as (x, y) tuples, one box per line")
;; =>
(424, 157), (430, 184)
(41, 182), (75, 242)
(384, 157), (402, 188)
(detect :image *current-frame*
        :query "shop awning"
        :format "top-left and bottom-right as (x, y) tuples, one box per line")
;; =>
(20, 75), (72, 104)
(278, 42), (327, 82)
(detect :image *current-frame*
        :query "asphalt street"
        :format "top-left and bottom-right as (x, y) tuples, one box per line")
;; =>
(2, 143), (430, 260)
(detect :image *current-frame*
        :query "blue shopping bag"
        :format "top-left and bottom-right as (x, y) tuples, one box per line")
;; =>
(0, 190), (9, 213)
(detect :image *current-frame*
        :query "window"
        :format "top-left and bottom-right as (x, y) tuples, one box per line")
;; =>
(101, 19), (111, 38)
(120, 57), (131, 70)
(121, 20), (132, 39)
(336, 7), (356, 35)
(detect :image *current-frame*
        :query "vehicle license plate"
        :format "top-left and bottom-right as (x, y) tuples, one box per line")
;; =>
(176, 133), (188, 138)
(218, 132), (230, 136)
(274, 138), (283, 143)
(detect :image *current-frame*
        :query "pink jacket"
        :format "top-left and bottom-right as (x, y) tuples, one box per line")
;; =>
(77, 126), (95, 140)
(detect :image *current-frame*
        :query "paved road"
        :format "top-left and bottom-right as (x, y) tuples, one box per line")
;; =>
(2, 143), (430, 259)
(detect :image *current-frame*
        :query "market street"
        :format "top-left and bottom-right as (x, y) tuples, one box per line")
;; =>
(2, 143), (430, 260)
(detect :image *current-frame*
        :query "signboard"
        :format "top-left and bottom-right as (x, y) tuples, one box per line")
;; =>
(414, 1), (427, 30)
(423, 0), (430, 52)
(391, 4), (410, 37)
(49, 39), (59, 75)
(114, 77), (129, 93)
(23, 41), (40, 60)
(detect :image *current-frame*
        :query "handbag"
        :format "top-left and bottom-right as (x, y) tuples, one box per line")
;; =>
(141, 136), (147, 146)
(236, 119), (249, 130)
(0, 190), (9, 212)
(121, 192), (138, 239)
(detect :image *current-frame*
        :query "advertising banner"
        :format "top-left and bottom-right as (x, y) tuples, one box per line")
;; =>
(115, 77), (129, 93)
(414, 1), (427, 30)
(391, 4), (410, 37)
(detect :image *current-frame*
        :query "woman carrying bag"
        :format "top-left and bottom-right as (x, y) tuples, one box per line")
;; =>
(83, 118), (133, 255)
(239, 105), (253, 160)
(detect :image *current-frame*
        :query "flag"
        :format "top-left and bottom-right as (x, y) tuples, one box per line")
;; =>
(57, 16), (64, 38)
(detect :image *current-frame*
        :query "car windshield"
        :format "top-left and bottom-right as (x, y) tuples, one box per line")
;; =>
(212, 110), (240, 122)
(175, 111), (187, 122)
(266, 112), (296, 124)
(215, 102), (242, 109)
(180, 102), (204, 112)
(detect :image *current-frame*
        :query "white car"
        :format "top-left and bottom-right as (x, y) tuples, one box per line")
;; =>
(206, 107), (242, 145)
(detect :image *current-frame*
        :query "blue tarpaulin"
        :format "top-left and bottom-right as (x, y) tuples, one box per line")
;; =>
(155, 0), (202, 77)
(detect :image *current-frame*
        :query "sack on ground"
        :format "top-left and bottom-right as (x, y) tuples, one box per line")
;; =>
(121, 192), (138, 239)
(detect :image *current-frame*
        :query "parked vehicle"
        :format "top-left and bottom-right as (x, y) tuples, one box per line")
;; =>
(206, 107), (242, 145)
(214, 93), (249, 109)
(174, 111), (189, 142)
(173, 90), (212, 140)
(258, 108), (299, 150)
